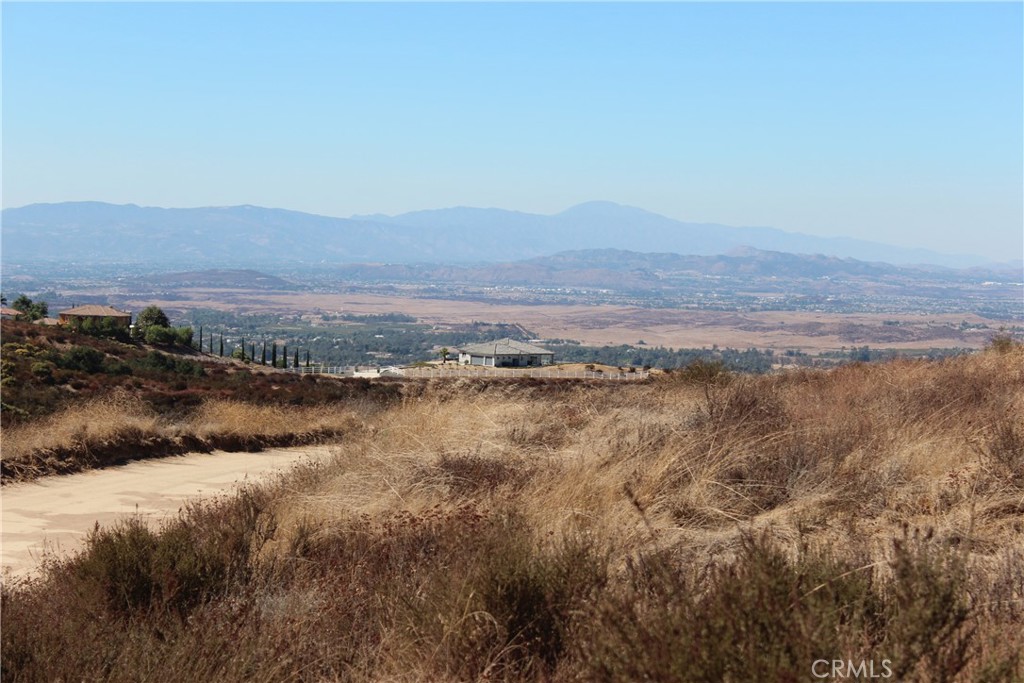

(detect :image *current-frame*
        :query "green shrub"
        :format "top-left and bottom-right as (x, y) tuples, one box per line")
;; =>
(58, 346), (106, 373)
(102, 359), (133, 376)
(174, 326), (194, 347)
(76, 316), (131, 342)
(131, 351), (205, 378)
(30, 361), (54, 381)
(144, 325), (178, 346)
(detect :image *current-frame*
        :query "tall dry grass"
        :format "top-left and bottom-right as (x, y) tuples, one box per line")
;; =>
(4, 348), (1023, 681)
(1, 394), (369, 481)
(1, 391), (160, 460)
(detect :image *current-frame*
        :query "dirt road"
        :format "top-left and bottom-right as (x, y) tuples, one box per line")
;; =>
(1, 446), (332, 581)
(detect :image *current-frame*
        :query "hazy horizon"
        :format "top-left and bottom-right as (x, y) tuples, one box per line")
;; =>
(3, 2), (1021, 261)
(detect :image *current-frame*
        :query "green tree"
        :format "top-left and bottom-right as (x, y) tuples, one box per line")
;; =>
(294, 348), (299, 369)
(261, 341), (267, 365)
(439, 347), (450, 364)
(282, 345), (288, 369)
(271, 343), (277, 368)
(197, 325), (203, 351)
(305, 349), (310, 368)
(134, 306), (170, 338)
(12, 295), (48, 322)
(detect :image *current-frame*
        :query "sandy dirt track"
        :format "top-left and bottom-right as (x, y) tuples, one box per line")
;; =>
(1, 446), (332, 581)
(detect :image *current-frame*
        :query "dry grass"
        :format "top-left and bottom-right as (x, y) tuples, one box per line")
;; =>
(4, 347), (1024, 681)
(1, 395), (369, 481)
(1, 391), (161, 462)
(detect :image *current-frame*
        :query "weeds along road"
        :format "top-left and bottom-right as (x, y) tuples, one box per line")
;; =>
(1, 446), (333, 580)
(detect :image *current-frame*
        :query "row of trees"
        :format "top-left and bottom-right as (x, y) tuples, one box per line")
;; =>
(195, 326), (311, 369)
(1, 298), (312, 370)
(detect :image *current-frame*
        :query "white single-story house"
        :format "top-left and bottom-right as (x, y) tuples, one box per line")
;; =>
(458, 339), (554, 367)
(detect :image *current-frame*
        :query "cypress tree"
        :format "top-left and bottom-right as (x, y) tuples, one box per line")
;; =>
(251, 343), (256, 362)
(283, 345), (288, 369)
(208, 333), (213, 354)
(261, 341), (267, 365)
(219, 334), (224, 357)
(294, 348), (299, 369)
(305, 349), (310, 368)
(239, 336), (245, 361)
(271, 343), (277, 368)
(198, 325), (203, 351)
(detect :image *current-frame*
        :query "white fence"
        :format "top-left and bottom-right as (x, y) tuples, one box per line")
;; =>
(285, 365), (649, 381)
(286, 365), (355, 375)
(399, 367), (649, 381)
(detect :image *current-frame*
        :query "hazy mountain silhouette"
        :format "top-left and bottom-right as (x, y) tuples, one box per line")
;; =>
(1, 200), (993, 268)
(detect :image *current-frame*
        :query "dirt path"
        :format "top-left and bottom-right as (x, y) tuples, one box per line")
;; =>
(1, 446), (332, 581)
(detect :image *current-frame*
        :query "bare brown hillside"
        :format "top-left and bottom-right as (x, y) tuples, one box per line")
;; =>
(3, 346), (1023, 681)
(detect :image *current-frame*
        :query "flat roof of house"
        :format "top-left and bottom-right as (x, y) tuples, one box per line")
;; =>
(459, 338), (553, 356)
(59, 305), (131, 318)
(0, 307), (21, 316)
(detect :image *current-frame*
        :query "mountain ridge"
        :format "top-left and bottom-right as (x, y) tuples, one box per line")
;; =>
(1, 200), (999, 269)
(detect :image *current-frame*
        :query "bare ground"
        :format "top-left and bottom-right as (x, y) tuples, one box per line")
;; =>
(1, 446), (332, 580)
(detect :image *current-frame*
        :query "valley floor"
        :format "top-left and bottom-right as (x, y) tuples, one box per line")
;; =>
(129, 288), (1016, 353)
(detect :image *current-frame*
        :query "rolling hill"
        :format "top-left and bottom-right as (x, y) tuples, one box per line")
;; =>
(1, 200), (995, 268)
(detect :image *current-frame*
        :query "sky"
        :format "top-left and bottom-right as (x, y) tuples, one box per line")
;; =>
(2, 2), (1022, 262)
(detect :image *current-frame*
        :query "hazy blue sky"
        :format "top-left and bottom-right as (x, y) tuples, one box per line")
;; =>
(3, 2), (1022, 261)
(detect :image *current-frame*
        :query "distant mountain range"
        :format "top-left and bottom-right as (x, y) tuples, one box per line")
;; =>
(0, 200), (1005, 269)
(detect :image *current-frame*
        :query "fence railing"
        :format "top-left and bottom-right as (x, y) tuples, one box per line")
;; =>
(286, 365), (355, 375)
(399, 367), (649, 381)
(285, 365), (649, 381)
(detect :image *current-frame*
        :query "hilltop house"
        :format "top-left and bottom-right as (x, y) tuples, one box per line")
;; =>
(458, 339), (554, 367)
(58, 305), (132, 328)
(0, 307), (20, 319)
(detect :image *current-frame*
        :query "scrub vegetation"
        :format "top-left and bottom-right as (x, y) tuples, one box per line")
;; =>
(3, 340), (1023, 681)
(0, 320), (401, 481)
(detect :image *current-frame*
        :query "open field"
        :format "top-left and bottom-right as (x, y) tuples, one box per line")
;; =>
(125, 289), (1020, 353)
(4, 345), (1022, 681)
